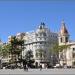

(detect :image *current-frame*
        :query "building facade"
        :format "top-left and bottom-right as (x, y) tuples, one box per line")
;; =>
(58, 21), (75, 67)
(21, 22), (58, 67)
(6, 21), (75, 68)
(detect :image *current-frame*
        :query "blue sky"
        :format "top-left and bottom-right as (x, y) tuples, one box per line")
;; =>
(0, 0), (75, 42)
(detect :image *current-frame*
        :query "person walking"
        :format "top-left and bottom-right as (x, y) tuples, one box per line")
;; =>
(26, 65), (28, 71)
(23, 60), (27, 71)
(40, 65), (42, 71)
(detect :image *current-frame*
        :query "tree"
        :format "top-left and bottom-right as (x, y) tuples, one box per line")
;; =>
(25, 50), (34, 67)
(25, 50), (33, 61)
(9, 36), (24, 64)
(0, 43), (12, 58)
(51, 43), (69, 54)
(50, 43), (69, 65)
(0, 45), (3, 56)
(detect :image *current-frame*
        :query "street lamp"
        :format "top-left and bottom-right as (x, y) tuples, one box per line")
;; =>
(51, 55), (53, 66)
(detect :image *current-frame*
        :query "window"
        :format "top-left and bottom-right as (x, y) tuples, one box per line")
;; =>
(36, 34), (38, 36)
(60, 38), (62, 42)
(73, 48), (75, 51)
(73, 53), (75, 58)
(36, 42), (37, 44)
(73, 61), (75, 66)
(39, 26), (42, 29)
(44, 38), (46, 40)
(36, 38), (37, 41)
(9, 56), (10, 58)
(51, 35), (52, 37)
(40, 37), (42, 40)
(39, 33), (42, 36)
(65, 37), (68, 42)
(40, 42), (42, 44)
(43, 33), (46, 36)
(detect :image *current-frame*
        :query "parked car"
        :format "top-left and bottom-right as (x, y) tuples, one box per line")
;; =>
(5, 65), (11, 69)
(53, 64), (63, 68)
(5, 64), (16, 69)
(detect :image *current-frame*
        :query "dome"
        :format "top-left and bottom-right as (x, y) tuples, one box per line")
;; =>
(36, 22), (46, 33)
(38, 22), (45, 29)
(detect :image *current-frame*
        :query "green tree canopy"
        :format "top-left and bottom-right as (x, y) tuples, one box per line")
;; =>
(25, 50), (33, 61)
(0, 43), (12, 58)
(10, 36), (24, 54)
(50, 43), (69, 54)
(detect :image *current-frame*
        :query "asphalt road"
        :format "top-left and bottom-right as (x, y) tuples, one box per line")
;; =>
(0, 69), (75, 75)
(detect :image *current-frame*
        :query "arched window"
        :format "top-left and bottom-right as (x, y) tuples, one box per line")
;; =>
(65, 37), (68, 42)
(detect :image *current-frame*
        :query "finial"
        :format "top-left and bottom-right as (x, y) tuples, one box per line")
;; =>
(61, 19), (65, 25)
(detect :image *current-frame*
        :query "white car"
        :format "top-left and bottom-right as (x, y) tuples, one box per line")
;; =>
(54, 64), (62, 68)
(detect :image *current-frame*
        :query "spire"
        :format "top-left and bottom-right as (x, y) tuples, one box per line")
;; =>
(60, 20), (69, 35)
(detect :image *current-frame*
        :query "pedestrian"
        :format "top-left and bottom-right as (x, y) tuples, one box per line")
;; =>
(40, 65), (42, 71)
(23, 60), (27, 71)
(45, 64), (48, 69)
(24, 65), (26, 71)
(26, 65), (28, 71)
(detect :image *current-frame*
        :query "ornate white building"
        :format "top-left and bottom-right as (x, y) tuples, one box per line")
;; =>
(21, 22), (58, 67)
(58, 21), (75, 67)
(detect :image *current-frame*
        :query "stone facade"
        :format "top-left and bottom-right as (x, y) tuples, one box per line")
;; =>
(58, 21), (75, 67)
(22, 22), (58, 67)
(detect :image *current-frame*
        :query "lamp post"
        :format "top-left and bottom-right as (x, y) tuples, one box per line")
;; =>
(51, 55), (53, 66)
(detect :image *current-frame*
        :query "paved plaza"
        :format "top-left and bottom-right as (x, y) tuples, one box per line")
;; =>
(0, 69), (75, 75)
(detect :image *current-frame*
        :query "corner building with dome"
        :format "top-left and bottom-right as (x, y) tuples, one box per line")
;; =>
(22, 22), (58, 68)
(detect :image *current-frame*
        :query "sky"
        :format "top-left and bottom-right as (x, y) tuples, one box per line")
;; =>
(0, 0), (75, 42)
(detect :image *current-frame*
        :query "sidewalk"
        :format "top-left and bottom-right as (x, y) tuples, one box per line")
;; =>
(0, 69), (75, 74)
